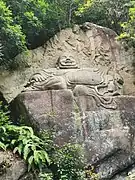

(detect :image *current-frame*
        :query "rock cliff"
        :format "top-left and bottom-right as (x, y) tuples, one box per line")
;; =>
(1, 22), (135, 179)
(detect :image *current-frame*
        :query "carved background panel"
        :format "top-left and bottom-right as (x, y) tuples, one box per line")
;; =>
(0, 22), (135, 102)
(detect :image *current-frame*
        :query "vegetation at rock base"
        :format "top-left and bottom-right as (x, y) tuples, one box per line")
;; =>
(0, 101), (101, 179)
(0, 0), (134, 69)
(0, 102), (51, 171)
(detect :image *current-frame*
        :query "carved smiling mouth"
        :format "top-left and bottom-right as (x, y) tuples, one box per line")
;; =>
(61, 60), (76, 66)
(65, 58), (73, 64)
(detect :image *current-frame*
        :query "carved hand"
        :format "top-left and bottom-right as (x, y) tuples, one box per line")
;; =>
(30, 73), (47, 83)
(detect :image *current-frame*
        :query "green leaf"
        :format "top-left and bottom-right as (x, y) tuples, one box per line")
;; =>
(23, 144), (31, 160)
(28, 155), (34, 171)
(22, 138), (32, 145)
(21, 126), (34, 137)
(0, 126), (6, 133)
(11, 139), (16, 145)
(13, 147), (19, 154)
(0, 142), (7, 151)
(34, 150), (40, 165)
(31, 145), (36, 151)
(42, 151), (50, 164)
(16, 143), (23, 155)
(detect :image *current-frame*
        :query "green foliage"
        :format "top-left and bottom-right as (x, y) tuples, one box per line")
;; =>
(119, 0), (135, 48)
(53, 143), (86, 180)
(0, 102), (87, 179)
(0, 102), (50, 171)
(85, 166), (99, 180)
(0, 0), (26, 68)
(4, 0), (49, 48)
(0, 102), (9, 126)
(75, 0), (129, 34)
(46, 0), (81, 29)
(39, 171), (53, 180)
(0, 0), (49, 69)
(12, 126), (51, 171)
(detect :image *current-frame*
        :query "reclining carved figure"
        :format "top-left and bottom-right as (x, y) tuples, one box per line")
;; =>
(24, 53), (124, 109)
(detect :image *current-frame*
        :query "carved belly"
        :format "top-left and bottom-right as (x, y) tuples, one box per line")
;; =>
(65, 70), (103, 86)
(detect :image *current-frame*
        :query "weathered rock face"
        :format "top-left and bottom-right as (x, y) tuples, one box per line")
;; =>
(0, 151), (27, 180)
(11, 90), (135, 179)
(11, 90), (74, 145)
(0, 22), (135, 102)
(5, 23), (135, 179)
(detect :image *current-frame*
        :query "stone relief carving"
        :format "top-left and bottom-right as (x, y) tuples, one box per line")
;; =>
(24, 52), (124, 109)
(56, 52), (78, 69)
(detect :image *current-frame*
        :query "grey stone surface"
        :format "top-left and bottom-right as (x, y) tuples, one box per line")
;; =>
(19, 172), (37, 180)
(11, 90), (74, 145)
(0, 151), (27, 180)
(11, 90), (135, 179)
(112, 166), (135, 180)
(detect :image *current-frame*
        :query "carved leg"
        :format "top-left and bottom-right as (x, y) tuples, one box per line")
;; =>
(73, 85), (117, 109)
(33, 76), (67, 90)
(73, 85), (103, 107)
(94, 83), (108, 96)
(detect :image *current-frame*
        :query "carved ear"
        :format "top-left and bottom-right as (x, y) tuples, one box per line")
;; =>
(56, 57), (60, 68)
(55, 63), (60, 69)
(117, 78), (124, 85)
(114, 73), (124, 85)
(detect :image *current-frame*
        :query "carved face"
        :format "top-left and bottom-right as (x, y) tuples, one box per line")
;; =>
(56, 53), (78, 69)
(114, 73), (124, 91)
(98, 73), (124, 96)
(107, 74), (124, 95)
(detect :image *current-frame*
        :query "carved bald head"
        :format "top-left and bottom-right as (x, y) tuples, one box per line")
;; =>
(56, 53), (78, 69)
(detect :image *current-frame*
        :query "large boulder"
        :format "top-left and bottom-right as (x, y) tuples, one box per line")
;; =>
(11, 90), (135, 179)
(2, 22), (135, 179)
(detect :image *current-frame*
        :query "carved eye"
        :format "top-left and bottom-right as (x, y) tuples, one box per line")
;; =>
(69, 56), (73, 59)
(117, 78), (124, 85)
(62, 56), (67, 59)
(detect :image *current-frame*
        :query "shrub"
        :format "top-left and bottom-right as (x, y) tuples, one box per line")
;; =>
(52, 143), (86, 180)
(0, 101), (50, 171)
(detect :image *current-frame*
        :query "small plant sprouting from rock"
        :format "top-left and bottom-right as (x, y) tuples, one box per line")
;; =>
(39, 171), (53, 180)
(52, 143), (86, 180)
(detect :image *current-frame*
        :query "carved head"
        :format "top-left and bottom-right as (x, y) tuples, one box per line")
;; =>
(105, 73), (124, 95)
(114, 73), (124, 90)
(56, 53), (78, 69)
